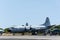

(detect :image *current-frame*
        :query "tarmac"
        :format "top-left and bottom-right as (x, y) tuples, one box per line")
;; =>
(0, 36), (60, 40)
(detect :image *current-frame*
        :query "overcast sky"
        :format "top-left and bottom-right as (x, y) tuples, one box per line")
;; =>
(0, 0), (60, 28)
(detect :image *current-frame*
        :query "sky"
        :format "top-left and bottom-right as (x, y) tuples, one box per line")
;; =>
(0, 0), (60, 28)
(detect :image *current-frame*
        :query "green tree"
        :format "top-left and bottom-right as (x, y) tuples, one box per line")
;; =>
(0, 28), (3, 30)
(55, 25), (60, 29)
(4, 28), (9, 33)
(49, 25), (56, 31)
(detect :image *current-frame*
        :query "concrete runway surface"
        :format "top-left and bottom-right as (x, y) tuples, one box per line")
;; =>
(0, 36), (60, 40)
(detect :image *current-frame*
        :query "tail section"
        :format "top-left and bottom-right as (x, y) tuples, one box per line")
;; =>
(42, 17), (51, 26)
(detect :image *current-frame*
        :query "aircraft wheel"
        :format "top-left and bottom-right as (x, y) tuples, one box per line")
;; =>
(13, 33), (15, 36)
(32, 32), (37, 35)
(21, 32), (24, 35)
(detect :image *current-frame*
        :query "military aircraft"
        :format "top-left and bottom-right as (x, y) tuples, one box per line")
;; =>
(8, 17), (51, 35)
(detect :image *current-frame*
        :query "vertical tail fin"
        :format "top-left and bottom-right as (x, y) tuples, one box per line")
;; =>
(26, 22), (28, 26)
(42, 17), (51, 26)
